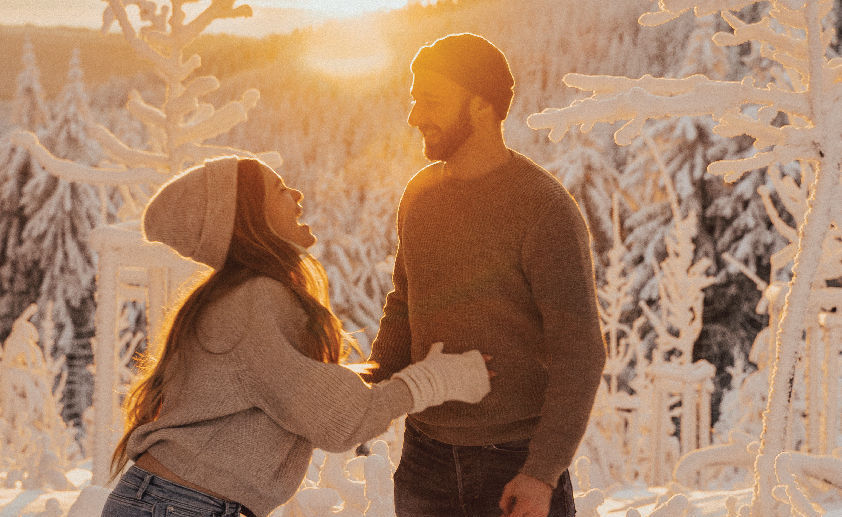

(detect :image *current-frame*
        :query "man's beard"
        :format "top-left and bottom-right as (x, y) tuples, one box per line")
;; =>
(421, 100), (473, 161)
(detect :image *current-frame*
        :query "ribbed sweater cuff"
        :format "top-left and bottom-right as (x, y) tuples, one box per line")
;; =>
(519, 455), (565, 489)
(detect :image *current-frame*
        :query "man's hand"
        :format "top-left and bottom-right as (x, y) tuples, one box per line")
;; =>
(499, 473), (553, 517)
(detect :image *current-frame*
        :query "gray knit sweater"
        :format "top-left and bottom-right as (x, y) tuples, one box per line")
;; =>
(367, 151), (606, 487)
(127, 275), (413, 517)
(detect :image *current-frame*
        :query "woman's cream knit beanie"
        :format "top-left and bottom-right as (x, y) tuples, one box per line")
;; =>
(142, 156), (239, 270)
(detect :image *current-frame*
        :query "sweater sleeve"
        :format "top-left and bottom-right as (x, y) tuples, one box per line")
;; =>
(518, 193), (607, 487)
(236, 278), (413, 453)
(364, 203), (412, 384)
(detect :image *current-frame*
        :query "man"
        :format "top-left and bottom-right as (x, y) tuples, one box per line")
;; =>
(365, 33), (606, 517)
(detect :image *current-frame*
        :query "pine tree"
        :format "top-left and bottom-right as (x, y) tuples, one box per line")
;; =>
(18, 49), (102, 429)
(0, 39), (51, 343)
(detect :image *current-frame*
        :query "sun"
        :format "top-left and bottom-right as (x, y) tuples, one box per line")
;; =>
(303, 20), (392, 77)
(254, 0), (412, 18)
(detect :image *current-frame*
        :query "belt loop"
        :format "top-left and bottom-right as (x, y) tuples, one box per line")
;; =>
(135, 472), (153, 499)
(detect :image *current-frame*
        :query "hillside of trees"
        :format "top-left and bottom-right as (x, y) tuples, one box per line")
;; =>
(0, 0), (778, 435)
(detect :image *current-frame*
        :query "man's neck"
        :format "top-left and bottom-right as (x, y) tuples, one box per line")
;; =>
(443, 133), (511, 180)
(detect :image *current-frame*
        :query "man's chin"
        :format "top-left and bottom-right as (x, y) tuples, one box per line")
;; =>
(423, 144), (450, 162)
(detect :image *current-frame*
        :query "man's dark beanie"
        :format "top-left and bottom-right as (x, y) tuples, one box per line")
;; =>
(411, 33), (514, 120)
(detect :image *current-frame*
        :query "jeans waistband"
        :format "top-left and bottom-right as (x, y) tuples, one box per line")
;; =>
(119, 465), (242, 516)
(406, 418), (531, 449)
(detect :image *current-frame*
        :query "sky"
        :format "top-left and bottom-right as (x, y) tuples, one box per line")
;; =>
(1, 0), (415, 36)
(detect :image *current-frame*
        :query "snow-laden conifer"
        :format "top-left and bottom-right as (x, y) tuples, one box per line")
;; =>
(0, 39), (52, 342)
(19, 49), (101, 359)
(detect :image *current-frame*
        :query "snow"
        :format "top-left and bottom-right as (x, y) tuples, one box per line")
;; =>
(8, 476), (842, 516)
(3, 0), (842, 515)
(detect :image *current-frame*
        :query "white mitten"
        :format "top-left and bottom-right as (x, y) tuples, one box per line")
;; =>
(393, 342), (491, 414)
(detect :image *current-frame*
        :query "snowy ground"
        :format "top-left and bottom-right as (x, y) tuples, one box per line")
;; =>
(1, 463), (828, 517)
(0, 481), (755, 517)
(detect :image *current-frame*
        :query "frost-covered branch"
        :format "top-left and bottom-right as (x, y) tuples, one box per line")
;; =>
(103, 0), (173, 74)
(673, 430), (756, 488)
(89, 125), (169, 169)
(168, 0), (252, 50)
(722, 252), (768, 292)
(11, 131), (164, 186)
(528, 76), (811, 182)
(715, 11), (806, 64)
(774, 452), (842, 517)
(637, 0), (757, 27)
(640, 138), (715, 364)
(126, 90), (167, 132)
(172, 90), (259, 147)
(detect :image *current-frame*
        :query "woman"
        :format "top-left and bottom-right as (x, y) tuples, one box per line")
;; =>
(101, 156), (491, 517)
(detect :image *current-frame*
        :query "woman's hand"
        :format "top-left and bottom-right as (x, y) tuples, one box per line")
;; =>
(393, 342), (492, 413)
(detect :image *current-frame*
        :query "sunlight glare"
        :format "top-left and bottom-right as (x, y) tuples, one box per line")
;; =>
(303, 24), (391, 77)
(254, 0), (411, 18)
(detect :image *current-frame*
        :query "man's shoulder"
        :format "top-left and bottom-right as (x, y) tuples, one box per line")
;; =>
(398, 162), (444, 205)
(510, 151), (572, 206)
(406, 161), (443, 189)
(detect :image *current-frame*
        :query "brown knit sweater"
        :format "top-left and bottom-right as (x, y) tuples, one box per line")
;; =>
(367, 151), (606, 487)
(127, 275), (413, 517)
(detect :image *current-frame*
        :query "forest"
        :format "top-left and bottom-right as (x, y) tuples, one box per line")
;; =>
(2, 0), (842, 515)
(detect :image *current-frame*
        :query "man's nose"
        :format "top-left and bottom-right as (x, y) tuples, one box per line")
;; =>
(407, 104), (421, 127)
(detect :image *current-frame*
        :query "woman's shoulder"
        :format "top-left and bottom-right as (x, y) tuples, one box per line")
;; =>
(242, 275), (303, 311)
(195, 274), (304, 353)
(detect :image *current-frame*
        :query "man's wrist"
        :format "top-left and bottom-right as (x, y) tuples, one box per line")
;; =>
(517, 471), (554, 490)
(519, 459), (560, 489)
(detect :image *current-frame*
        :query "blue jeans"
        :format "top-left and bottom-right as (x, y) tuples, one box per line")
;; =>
(394, 421), (576, 516)
(100, 465), (244, 517)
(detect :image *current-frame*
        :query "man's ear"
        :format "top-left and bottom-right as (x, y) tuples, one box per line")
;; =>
(470, 95), (495, 120)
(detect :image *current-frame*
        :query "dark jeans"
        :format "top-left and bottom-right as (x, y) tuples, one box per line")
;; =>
(394, 421), (576, 517)
(101, 465), (244, 517)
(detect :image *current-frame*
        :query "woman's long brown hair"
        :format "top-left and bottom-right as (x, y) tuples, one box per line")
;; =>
(110, 159), (357, 479)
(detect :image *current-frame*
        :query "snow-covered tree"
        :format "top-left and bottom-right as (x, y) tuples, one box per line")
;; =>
(618, 14), (783, 421)
(0, 304), (81, 490)
(12, 0), (280, 218)
(640, 137), (717, 367)
(17, 50), (103, 432)
(0, 39), (51, 343)
(10, 39), (51, 131)
(528, 0), (842, 513)
(619, 14), (733, 303)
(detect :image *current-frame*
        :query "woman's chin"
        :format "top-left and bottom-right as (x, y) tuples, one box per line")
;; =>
(301, 226), (317, 247)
